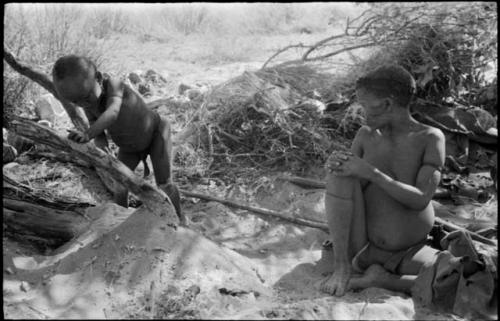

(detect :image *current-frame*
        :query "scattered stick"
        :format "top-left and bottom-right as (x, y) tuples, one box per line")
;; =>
(434, 217), (497, 246)
(180, 189), (328, 232)
(278, 175), (325, 189)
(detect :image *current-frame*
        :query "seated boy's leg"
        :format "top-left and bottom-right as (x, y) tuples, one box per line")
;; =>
(348, 264), (417, 295)
(349, 244), (439, 294)
(397, 244), (439, 275)
(321, 172), (367, 296)
(150, 116), (184, 224)
(116, 149), (142, 207)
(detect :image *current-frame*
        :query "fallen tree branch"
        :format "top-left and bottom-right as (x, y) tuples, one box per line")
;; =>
(434, 217), (497, 246)
(4, 174), (95, 211)
(3, 198), (91, 249)
(9, 116), (178, 224)
(3, 47), (89, 131)
(24, 149), (93, 168)
(180, 189), (329, 232)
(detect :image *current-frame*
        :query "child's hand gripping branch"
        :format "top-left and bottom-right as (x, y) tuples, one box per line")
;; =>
(52, 55), (184, 224)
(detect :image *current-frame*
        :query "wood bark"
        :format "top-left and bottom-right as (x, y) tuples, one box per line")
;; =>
(3, 47), (89, 131)
(3, 198), (91, 248)
(4, 174), (95, 211)
(9, 116), (179, 225)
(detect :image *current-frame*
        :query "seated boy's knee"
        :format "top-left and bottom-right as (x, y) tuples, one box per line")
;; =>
(326, 173), (356, 199)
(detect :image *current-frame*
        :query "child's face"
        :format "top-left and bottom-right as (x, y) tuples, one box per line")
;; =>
(356, 88), (392, 129)
(54, 72), (101, 109)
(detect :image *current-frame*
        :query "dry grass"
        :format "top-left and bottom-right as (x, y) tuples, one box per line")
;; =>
(181, 64), (353, 178)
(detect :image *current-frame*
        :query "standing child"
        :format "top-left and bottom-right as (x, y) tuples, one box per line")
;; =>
(52, 55), (184, 224)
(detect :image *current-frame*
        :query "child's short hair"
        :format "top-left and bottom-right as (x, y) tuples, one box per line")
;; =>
(356, 65), (416, 107)
(52, 55), (97, 80)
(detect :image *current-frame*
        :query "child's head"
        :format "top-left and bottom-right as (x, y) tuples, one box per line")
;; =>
(52, 55), (102, 108)
(355, 65), (416, 128)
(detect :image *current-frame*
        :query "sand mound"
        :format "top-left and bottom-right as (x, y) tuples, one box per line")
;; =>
(3, 203), (270, 319)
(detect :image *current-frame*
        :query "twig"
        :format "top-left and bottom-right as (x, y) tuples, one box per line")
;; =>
(435, 217), (497, 246)
(180, 189), (328, 232)
(262, 43), (310, 69)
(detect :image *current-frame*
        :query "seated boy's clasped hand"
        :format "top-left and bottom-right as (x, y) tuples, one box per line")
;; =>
(326, 150), (374, 179)
(67, 129), (90, 144)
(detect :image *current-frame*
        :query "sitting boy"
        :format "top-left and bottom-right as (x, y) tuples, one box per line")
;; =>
(52, 55), (184, 224)
(320, 64), (446, 296)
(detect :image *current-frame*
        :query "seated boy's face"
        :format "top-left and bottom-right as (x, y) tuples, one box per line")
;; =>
(356, 88), (391, 129)
(54, 73), (100, 109)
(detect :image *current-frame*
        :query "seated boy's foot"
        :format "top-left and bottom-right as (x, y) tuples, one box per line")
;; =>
(348, 264), (388, 290)
(320, 263), (351, 296)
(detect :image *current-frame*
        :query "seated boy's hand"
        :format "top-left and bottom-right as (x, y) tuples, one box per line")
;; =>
(67, 129), (90, 144)
(330, 153), (374, 179)
(325, 150), (354, 172)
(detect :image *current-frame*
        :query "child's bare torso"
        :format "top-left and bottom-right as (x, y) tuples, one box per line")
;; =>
(94, 81), (159, 152)
(360, 125), (435, 251)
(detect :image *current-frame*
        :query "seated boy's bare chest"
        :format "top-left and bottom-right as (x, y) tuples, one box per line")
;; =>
(363, 136), (425, 181)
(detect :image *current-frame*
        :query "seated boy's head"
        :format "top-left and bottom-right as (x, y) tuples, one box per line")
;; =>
(355, 65), (416, 128)
(52, 55), (102, 108)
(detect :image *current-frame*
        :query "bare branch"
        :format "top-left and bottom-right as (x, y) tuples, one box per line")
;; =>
(304, 42), (380, 63)
(3, 47), (89, 131)
(261, 43), (310, 69)
(301, 33), (347, 61)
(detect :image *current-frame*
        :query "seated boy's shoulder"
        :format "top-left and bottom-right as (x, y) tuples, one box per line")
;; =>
(416, 123), (445, 141)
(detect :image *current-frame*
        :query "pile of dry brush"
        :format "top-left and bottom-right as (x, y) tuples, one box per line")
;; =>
(183, 65), (355, 176)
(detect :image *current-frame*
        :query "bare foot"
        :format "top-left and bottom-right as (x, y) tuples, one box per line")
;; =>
(348, 264), (389, 290)
(320, 262), (351, 296)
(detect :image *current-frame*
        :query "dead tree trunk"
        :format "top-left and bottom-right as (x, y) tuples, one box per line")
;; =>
(3, 198), (91, 250)
(9, 116), (179, 225)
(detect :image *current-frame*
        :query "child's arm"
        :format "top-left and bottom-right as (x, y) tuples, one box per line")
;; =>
(68, 108), (109, 152)
(67, 79), (124, 143)
(84, 109), (109, 151)
(86, 80), (124, 140)
(336, 128), (445, 211)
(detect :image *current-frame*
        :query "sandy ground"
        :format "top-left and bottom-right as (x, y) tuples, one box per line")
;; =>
(5, 160), (486, 319)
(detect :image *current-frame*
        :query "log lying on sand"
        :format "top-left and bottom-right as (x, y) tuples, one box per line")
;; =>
(9, 116), (178, 225)
(3, 198), (91, 249)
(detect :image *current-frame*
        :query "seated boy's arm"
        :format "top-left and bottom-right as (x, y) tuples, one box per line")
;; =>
(368, 128), (445, 210)
(85, 80), (124, 140)
(351, 126), (369, 188)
